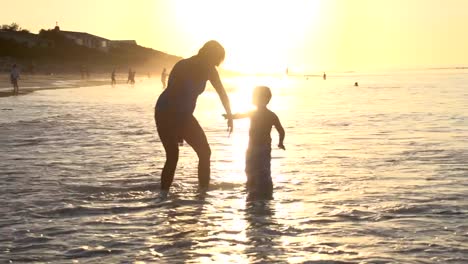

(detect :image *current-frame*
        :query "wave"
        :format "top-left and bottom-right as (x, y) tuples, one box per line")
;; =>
(63, 182), (160, 194)
(36, 200), (173, 218)
(64, 246), (125, 259)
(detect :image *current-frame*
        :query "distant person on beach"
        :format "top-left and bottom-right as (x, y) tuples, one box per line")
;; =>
(155, 40), (233, 198)
(131, 70), (136, 84)
(127, 69), (136, 84)
(111, 69), (117, 86)
(224, 86), (285, 201)
(10, 64), (20, 95)
(161, 68), (168, 89)
(354, 82), (359, 87)
(127, 68), (132, 84)
(323, 72), (327, 80)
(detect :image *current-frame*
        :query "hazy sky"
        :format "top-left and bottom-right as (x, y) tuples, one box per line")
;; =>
(1, 0), (467, 73)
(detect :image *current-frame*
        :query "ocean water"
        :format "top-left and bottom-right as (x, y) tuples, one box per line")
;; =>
(0, 70), (467, 263)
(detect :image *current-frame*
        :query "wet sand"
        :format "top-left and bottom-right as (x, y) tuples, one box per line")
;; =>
(0, 74), (114, 98)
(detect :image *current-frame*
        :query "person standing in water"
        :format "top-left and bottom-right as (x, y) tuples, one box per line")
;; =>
(127, 68), (132, 84)
(161, 68), (168, 89)
(10, 64), (20, 95)
(224, 86), (285, 201)
(111, 68), (117, 86)
(130, 70), (136, 84)
(155, 40), (233, 198)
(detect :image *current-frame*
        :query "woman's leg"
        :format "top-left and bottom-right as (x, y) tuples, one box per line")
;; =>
(183, 116), (211, 189)
(155, 111), (179, 192)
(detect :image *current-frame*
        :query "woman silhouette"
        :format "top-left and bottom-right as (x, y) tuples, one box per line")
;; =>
(155, 40), (233, 197)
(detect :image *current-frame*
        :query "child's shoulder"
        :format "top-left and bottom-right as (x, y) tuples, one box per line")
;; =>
(255, 108), (279, 120)
(265, 108), (279, 118)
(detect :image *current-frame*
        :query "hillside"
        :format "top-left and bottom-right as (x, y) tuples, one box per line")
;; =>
(0, 25), (181, 74)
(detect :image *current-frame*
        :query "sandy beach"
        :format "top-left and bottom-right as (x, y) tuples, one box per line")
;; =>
(0, 73), (116, 97)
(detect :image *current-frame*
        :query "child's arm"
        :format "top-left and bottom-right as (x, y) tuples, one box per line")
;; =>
(222, 112), (252, 120)
(273, 113), (285, 150)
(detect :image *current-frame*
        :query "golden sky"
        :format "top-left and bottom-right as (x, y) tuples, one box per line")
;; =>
(1, 0), (468, 73)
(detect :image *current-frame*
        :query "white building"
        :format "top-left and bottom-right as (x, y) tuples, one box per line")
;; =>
(53, 26), (109, 52)
(110, 40), (137, 48)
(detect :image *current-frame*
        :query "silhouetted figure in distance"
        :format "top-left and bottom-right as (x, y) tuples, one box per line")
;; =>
(224, 86), (285, 201)
(111, 68), (116, 86)
(10, 64), (20, 95)
(127, 68), (132, 84)
(127, 68), (136, 84)
(155, 40), (233, 198)
(161, 68), (168, 89)
(131, 70), (136, 84)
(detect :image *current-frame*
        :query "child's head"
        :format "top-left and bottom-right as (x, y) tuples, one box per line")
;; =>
(252, 86), (272, 107)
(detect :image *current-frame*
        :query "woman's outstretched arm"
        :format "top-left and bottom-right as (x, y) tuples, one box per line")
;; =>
(209, 68), (233, 133)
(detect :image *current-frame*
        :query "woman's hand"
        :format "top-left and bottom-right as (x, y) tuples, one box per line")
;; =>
(278, 143), (286, 150)
(222, 114), (233, 135)
(227, 118), (234, 135)
(209, 67), (234, 136)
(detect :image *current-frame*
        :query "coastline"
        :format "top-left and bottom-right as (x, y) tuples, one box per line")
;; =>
(0, 73), (115, 98)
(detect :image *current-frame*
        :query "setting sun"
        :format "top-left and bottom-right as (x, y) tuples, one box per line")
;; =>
(168, 0), (323, 73)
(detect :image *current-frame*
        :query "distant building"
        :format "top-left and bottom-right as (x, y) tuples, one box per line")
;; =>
(0, 30), (52, 48)
(1, 24), (139, 54)
(110, 40), (137, 48)
(54, 26), (110, 52)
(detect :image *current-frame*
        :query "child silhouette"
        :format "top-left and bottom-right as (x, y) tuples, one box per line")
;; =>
(224, 86), (285, 200)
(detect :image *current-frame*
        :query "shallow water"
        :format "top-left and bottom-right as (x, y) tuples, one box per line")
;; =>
(1, 70), (467, 263)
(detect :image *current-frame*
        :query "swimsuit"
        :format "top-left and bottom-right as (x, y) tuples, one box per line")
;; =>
(245, 145), (273, 200)
(155, 56), (210, 142)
